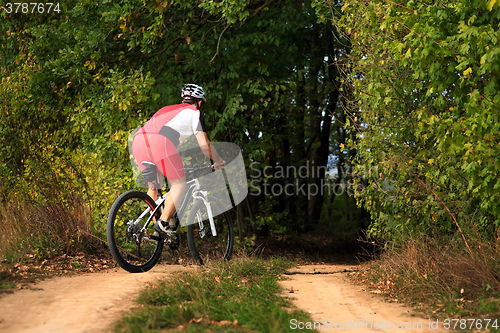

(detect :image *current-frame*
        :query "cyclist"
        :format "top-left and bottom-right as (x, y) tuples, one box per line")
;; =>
(131, 84), (225, 234)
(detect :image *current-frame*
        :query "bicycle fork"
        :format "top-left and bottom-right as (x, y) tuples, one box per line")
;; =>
(193, 190), (217, 237)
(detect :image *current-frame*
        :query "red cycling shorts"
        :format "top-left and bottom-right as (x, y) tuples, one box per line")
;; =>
(132, 132), (185, 181)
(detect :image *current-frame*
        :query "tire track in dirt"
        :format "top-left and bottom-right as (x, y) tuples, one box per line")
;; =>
(280, 265), (448, 333)
(0, 265), (194, 333)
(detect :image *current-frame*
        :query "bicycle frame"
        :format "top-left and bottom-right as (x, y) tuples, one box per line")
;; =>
(136, 176), (217, 240)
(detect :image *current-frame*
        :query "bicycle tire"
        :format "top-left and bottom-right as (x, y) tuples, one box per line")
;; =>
(187, 196), (234, 265)
(107, 190), (164, 273)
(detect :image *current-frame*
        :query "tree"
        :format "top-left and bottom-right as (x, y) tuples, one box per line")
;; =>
(1, 0), (358, 242)
(339, 0), (500, 241)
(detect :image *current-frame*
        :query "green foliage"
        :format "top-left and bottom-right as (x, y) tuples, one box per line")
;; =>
(340, 0), (500, 240)
(1, 0), (357, 257)
(0, 1), (161, 257)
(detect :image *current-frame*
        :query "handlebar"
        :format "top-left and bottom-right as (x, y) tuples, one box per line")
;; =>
(184, 162), (228, 181)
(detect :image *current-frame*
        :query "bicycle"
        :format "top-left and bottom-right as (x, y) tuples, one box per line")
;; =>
(106, 163), (234, 273)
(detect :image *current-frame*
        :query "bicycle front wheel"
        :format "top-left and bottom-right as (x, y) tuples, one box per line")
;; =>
(107, 190), (163, 273)
(187, 196), (234, 265)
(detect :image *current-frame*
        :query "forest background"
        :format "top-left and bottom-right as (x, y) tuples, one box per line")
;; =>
(2, 1), (500, 307)
(1, 0), (364, 257)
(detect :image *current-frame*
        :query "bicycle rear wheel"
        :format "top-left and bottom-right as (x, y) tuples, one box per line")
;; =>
(107, 190), (163, 273)
(187, 196), (234, 265)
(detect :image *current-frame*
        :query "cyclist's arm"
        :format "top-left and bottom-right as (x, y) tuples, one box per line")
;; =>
(195, 131), (225, 168)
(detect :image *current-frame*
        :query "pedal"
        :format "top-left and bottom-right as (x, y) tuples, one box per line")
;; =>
(164, 232), (179, 250)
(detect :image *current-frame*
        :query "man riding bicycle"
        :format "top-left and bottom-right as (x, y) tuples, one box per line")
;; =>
(131, 84), (225, 235)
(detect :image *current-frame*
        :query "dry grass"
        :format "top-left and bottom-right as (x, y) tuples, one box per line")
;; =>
(364, 234), (500, 317)
(0, 193), (103, 260)
(0, 152), (112, 261)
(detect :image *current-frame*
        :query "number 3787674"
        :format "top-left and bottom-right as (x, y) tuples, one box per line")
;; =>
(5, 3), (61, 14)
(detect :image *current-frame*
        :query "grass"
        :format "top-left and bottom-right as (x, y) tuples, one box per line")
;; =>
(350, 234), (500, 332)
(0, 196), (102, 260)
(113, 257), (317, 333)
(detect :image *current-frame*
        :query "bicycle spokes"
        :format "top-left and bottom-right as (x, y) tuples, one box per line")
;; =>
(107, 191), (164, 272)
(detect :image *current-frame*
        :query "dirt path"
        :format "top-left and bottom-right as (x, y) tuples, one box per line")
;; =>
(0, 265), (195, 333)
(280, 265), (447, 333)
(0, 263), (447, 333)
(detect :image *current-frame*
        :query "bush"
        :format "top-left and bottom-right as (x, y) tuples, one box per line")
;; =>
(0, 148), (131, 261)
(339, 0), (500, 241)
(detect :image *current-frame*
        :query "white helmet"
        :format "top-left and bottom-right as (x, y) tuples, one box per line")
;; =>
(181, 84), (206, 102)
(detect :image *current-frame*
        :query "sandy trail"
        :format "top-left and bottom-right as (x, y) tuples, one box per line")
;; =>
(0, 265), (193, 333)
(280, 265), (447, 333)
(0, 263), (448, 333)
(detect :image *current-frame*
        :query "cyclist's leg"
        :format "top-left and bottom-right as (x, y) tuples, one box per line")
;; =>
(156, 136), (186, 227)
(132, 132), (162, 200)
(132, 133), (185, 228)
(160, 176), (186, 225)
(147, 181), (159, 201)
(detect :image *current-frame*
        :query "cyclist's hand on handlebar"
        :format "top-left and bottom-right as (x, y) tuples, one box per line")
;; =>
(213, 160), (226, 170)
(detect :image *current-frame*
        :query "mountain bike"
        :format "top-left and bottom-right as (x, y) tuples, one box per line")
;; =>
(106, 164), (234, 273)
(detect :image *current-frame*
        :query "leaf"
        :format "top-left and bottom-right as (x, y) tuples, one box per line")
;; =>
(463, 67), (473, 79)
(487, 0), (500, 11)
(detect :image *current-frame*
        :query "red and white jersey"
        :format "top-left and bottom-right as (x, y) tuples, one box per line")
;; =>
(137, 103), (206, 146)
